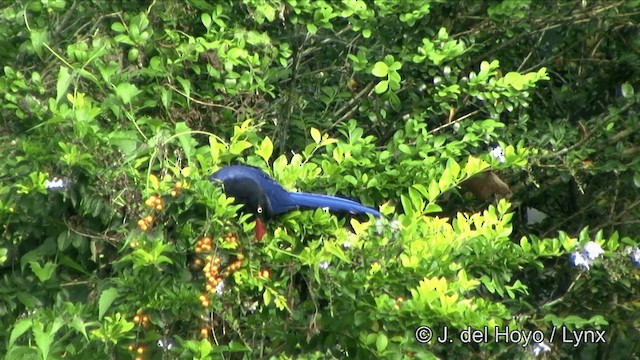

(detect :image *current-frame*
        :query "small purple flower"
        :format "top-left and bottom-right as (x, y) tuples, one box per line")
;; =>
(490, 146), (506, 163)
(570, 251), (591, 270)
(583, 241), (604, 261)
(531, 342), (551, 356)
(628, 247), (640, 267)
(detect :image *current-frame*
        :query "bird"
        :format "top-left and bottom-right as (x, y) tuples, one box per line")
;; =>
(209, 165), (381, 240)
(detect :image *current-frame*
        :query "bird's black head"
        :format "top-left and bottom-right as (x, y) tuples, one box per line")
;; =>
(209, 166), (274, 221)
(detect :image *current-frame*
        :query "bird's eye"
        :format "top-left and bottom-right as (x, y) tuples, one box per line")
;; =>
(257, 206), (263, 214)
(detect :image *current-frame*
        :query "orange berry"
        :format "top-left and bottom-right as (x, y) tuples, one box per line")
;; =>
(200, 327), (209, 338)
(155, 204), (163, 211)
(144, 215), (154, 224)
(141, 315), (149, 323)
(194, 258), (203, 267)
(202, 300), (210, 308)
(237, 253), (245, 260)
(199, 294), (208, 302)
(145, 197), (155, 207)
(175, 181), (183, 190)
(133, 315), (141, 323)
(128, 345), (135, 351)
(137, 346), (145, 354)
(259, 269), (270, 279)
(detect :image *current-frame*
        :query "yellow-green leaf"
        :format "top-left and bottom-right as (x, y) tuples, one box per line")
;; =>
(257, 136), (273, 162)
(310, 127), (321, 144)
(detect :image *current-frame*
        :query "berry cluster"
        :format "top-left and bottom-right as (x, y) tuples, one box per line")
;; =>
(170, 181), (185, 198)
(195, 236), (214, 254)
(127, 344), (145, 360)
(193, 234), (246, 308)
(137, 215), (155, 232)
(133, 313), (150, 326)
(144, 194), (165, 211)
(258, 268), (270, 279)
(128, 313), (151, 359)
(393, 297), (404, 310)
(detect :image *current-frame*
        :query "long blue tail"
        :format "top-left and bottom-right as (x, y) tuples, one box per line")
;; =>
(288, 192), (381, 218)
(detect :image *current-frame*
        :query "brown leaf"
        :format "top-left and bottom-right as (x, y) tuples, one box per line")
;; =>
(461, 171), (511, 200)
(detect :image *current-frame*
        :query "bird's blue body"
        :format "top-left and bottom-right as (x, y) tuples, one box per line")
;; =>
(210, 165), (381, 220)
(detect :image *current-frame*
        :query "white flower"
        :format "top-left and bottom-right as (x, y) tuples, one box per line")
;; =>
(215, 281), (225, 295)
(531, 342), (551, 356)
(342, 241), (352, 249)
(319, 261), (330, 270)
(570, 252), (591, 270)
(490, 146), (506, 163)
(390, 220), (401, 231)
(582, 241), (604, 261)
(45, 177), (69, 191)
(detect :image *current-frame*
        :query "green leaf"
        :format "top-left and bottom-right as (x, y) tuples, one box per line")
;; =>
(229, 140), (253, 155)
(33, 318), (63, 360)
(108, 131), (139, 154)
(263, 289), (272, 306)
(371, 62), (389, 77)
(69, 316), (90, 341)
(115, 83), (142, 104)
(310, 127), (321, 144)
(111, 22), (126, 32)
(621, 83), (634, 98)
(374, 80), (389, 94)
(59, 255), (89, 275)
(56, 67), (72, 104)
(175, 122), (195, 163)
(257, 136), (274, 162)
(30, 28), (48, 57)
(306, 23), (318, 34)
(99, 288), (119, 320)
(201, 13), (212, 29)
(376, 333), (388, 352)
(9, 319), (32, 348)
(29, 261), (56, 282)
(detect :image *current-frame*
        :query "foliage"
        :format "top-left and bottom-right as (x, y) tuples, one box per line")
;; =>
(1, 0), (639, 359)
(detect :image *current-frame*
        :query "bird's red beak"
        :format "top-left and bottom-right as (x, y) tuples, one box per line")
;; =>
(255, 218), (266, 241)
